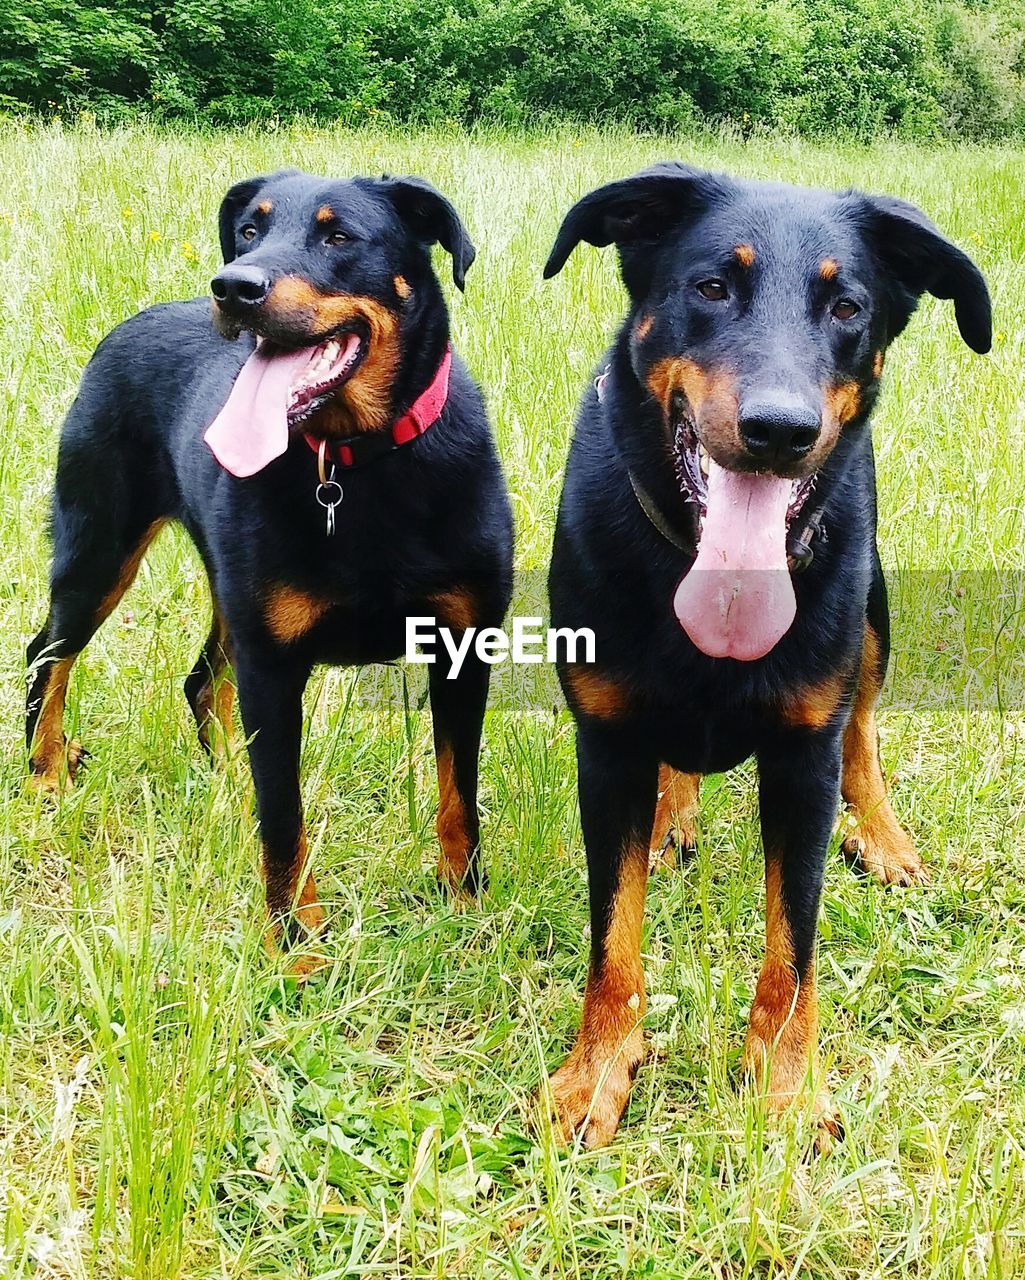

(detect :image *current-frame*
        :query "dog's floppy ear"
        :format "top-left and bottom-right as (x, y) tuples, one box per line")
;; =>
(859, 195), (991, 354)
(217, 170), (300, 263)
(544, 162), (731, 291)
(377, 176), (475, 290)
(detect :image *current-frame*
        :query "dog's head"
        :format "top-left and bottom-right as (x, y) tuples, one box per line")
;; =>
(206, 169), (473, 470)
(545, 163), (990, 660)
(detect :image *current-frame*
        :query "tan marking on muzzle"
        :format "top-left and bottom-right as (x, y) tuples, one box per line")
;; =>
(264, 277), (403, 433)
(646, 357), (741, 462)
(826, 381), (861, 426)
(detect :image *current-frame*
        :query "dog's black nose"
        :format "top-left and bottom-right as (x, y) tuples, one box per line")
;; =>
(210, 265), (271, 310)
(738, 402), (821, 466)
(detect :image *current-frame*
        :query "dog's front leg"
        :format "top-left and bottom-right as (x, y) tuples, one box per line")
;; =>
(428, 654), (491, 895)
(747, 731), (845, 1149)
(549, 723), (658, 1147)
(234, 649), (322, 971)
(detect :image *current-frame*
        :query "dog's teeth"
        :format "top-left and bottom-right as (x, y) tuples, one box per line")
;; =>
(323, 340), (339, 361)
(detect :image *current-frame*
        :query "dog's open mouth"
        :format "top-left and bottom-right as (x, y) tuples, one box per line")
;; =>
(204, 328), (368, 478)
(670, 416), (817, 663)
(284, 329), (367, 425)
(672, 419), (815, 528)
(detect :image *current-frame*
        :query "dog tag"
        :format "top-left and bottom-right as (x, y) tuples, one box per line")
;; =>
(315, 440), (343, 536)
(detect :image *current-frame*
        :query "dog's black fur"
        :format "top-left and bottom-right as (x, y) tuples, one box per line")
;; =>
(26, 169), (513, 944)
(544, 163), (990, 1147)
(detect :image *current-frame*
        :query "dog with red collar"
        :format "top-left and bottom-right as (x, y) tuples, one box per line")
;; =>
(26, 169), (513, 959)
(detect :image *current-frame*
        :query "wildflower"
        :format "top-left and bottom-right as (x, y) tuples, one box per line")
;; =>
(149, 230), (161, 242)
(123, 206), (133, 219)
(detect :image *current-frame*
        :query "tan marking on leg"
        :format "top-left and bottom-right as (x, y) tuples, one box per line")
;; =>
(819, 257), (839, 281)
(842, 627), (924, 885)
(429, 587), (478, 632)
(650, 765), (700, 868)
(743, 858), (839, 1148)
(195, 608), (236, 759)
(550, 840), (648, 1147)
(734, 243), (756, 268)
(563, 665), (629, 721)
(263, 830), (327, 976)
(94, 520), (167, 627)
(28, 656), (81, 791)
(435, 743), (473, 890)
(393, 275), (412, 301)
(263, 586), (331, 644)
(778, 670), (848, 731)
(872, 349), (884, 379)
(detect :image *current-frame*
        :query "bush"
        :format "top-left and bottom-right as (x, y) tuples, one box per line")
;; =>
(0, 0), (1021, 138)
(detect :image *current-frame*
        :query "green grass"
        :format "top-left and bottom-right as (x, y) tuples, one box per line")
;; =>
(2, 119), (1024, 1279)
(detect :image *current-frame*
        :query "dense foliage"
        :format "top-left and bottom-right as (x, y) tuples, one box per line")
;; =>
(1, 0), (1022, 138)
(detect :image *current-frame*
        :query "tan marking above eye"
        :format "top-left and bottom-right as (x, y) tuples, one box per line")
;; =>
(393, 275), (412, 300)
(819, 257), (839, 281)
(733, 244), (755, 268)
(256, 200), (272, 215)
(634, 313), (654, 342)
(315, 205), (335, 224)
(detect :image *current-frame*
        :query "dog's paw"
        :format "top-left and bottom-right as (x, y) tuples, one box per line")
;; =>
(843, 814), (926, 886)
(28, 738), (88, 794)
(649, 825), (697, 872)
(546, 1041), (641, 1149)
(744, 1037), (843, 1155)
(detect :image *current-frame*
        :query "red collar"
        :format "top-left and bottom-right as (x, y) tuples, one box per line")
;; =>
(304, 344), (452, 469)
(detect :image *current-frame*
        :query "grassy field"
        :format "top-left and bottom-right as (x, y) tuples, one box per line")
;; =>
(1, 120), (1024, 1279)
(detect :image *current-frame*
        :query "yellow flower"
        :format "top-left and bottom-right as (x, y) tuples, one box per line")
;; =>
(995, 330), (1006, 343)
(123, 206), (133, 218)
(149, 230), (161, 242)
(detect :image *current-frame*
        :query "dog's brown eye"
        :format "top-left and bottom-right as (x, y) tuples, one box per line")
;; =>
(832, 298), (860, 320)
(240, 224), (257, 242)
(325, 230), (349, 246)
(696, 279), (728, 301)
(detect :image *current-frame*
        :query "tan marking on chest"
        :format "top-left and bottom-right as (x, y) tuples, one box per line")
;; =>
(564, 665), (629, 720)
(264, 586), (331, 643)
(429, 587), (478, 631)
(778, 670), (848, 730)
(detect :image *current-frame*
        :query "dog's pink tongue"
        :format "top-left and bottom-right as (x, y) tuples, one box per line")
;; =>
(204, 343), (316, 478)
(673, 460), (796, 661)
